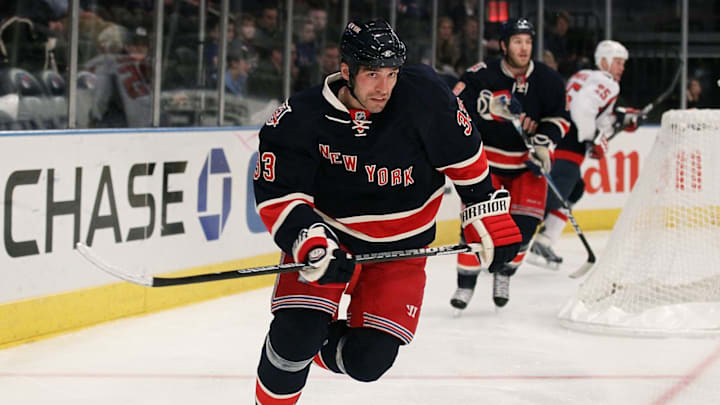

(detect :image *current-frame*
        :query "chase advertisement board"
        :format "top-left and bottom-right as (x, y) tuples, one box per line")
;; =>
(0, 128), (273, 303)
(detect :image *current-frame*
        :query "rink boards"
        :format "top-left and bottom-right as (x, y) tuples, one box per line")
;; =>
(0, 126), (657, 348)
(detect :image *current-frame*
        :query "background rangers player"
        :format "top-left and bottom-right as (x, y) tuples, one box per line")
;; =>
(528, 39), (640, 269)
(449, 18), (570, 311)
(253, 20), (521, 404)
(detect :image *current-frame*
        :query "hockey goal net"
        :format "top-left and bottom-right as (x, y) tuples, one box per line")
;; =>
(558, 109), (720, 337)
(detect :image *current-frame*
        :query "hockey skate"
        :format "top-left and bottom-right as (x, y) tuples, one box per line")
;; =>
(492, 273), (510, 308)
(450, 287), (474, 312)
(527, 239), (563, 270)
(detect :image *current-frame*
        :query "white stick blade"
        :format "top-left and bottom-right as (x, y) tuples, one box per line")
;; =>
(568, 261), (594, 279)
(75, 243), (153, 287)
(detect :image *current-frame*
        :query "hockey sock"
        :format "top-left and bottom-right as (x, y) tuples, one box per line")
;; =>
(457, 271), (479, 289)
(541, 210), (568, 246)
(500, 245), (527, 276)
(256, 309), (331, 404)
(314, 320), (350, 374)
(340, 327), (401, 383)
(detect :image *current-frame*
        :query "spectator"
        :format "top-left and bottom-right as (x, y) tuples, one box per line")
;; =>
(295, 19), (317, 68)
(447, 0), (479, 33)
(308, 7), (328, 34)
(294, 41), (340, 92)
(234, 12), (256, 50)
(455, 17), (479, 74)
(225, 46), (251, 97)
(254, 5), (280, 49)
(204, 17), (235, 86)
(544, 11), (570, 64)
(247, 39), (287, 101)
(434, 16), (460, 76)
(308, 6), (335, 43)
(687, 77), (706, 108)
(396, 0), (431, 63)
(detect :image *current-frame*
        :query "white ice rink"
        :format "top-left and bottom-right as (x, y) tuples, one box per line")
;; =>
(2, 231), (719, 404)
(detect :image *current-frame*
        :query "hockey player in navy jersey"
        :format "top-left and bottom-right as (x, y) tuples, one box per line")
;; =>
(449, 18), (571, 311)
(253, 20), (522, 404)
(528, 40), (640, 268)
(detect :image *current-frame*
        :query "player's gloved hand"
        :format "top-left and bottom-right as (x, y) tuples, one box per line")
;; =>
(614, 106), (641, 132)
(589, 133), (609, 160)
(462, 189), (522, 273)
(293, 224), (356, 285)
(525, 134), (552, 175)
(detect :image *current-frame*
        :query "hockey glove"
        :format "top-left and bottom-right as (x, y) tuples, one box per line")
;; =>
(462, 190), (522, 273)
(525, 134), (552, 175)
(614, 106), (641, 132)
(589, 133), (609, 160)
(479, 89), (523, 122)
(293, 224), (356, 285)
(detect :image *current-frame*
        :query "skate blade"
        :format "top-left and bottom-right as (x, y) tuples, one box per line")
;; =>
(452, 308), (464, 318)
(526, 254), (561, 271)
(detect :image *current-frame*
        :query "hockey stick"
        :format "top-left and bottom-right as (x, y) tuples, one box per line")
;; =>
(75, 242), (474, 287)
(509, 118), (596, 278)
(608, 60), (684, 141)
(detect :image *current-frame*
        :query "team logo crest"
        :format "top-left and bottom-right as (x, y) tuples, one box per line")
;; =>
(513, 76), (529, 94)
(350, 109), (371, 137)
(353, 110), (366, 121)
(265, 101), (292, 127)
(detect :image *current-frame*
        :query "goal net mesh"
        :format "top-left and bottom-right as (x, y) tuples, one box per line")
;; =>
(558, 109), (720, 337)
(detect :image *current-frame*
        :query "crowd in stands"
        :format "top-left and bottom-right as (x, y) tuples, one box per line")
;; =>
(0, 0), (715, 130)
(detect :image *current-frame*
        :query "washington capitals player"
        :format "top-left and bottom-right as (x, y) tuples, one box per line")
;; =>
(253, 20), (521, 404)
(528, 40), (639, 268)
(449, 18), (570, 311)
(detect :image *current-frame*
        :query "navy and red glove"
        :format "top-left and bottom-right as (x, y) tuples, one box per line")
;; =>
(293, 224), (356, 285)
(462, 190), (522, 272)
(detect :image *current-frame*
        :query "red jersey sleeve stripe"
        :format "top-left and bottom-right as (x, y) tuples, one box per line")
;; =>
(540, 117), (571, 136)
(438, 147), (490, 185)
(554, 150), (585, 166)
(317, 187), (444, 242)
(484, 147), (530, 169)
(256, 193), (315, 236)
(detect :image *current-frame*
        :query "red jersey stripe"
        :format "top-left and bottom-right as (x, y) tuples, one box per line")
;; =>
(318, 188), (444, 242)
(257, 193), (315, 236)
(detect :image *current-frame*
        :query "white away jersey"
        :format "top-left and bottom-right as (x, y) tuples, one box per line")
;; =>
(565, 69), (619, 142)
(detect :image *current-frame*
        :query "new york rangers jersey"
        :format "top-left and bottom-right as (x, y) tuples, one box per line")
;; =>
(453, 59), (570, 175)
(564, 69), (619, 142)
(254, 64), (494, 256)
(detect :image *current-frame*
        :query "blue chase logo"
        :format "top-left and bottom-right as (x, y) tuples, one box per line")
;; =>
(197, 148), (231, 241)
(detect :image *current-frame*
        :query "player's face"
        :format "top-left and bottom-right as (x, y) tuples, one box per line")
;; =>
(346, 66), (399, 113)
(504, 33), (532, 68)
(125, 44), (149, 61)
(608, 57), (625, 82)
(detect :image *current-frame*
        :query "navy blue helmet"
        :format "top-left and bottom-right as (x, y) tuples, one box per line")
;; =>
(340, 20), (406, 72)
(499, 18), (535, 43)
